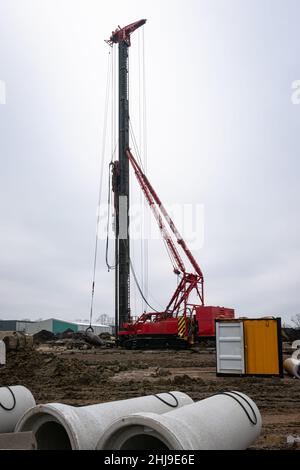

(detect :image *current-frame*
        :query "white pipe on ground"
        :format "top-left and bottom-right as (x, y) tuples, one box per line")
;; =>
(97, 391), (262, 450)
(292, 340), (300, 350)
(292, 350), (300, 360)
(284, 357), (300, 378)
(15, 391), (193, 450)
(0, 340), (5, 365)
(0, 386), (36, 433)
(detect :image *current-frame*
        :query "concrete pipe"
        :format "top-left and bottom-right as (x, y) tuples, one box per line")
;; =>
(284, 357), (300, 378)
(0, 386), (35, 433)
(97, 391), (262, 450)
(292, 340), (300, 350)
(15, 391), (193, 450)
(292, 350), (300, 360)
(0, 340), (5, 365)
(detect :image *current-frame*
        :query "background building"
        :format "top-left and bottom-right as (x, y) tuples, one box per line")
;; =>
(0, 318), (111, 335)
(0, 320), (34, 333)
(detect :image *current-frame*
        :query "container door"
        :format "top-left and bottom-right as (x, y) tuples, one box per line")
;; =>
(216, 321), (245, 374)
(244, 319), (280, 375)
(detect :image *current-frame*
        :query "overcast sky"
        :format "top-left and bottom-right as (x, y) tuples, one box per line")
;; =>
(0, 0), (299, 324)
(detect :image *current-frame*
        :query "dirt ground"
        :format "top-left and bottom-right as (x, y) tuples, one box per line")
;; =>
(0, 345), (299, 450)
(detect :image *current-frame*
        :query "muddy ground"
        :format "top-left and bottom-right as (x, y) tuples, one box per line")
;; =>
(0, 345), (299, 450)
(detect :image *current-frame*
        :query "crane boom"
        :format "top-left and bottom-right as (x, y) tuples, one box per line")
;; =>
(127, 149), (186, 275)
(127, 149), (204, 280)
(127, 148), (204, 311)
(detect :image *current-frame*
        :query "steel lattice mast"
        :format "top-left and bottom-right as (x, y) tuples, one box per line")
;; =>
(106, 19), (146, 335)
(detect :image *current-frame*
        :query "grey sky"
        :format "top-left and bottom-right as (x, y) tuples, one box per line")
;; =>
(0, 0), (299, 324)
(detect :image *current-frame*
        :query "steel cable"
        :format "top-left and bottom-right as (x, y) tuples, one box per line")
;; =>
(211, 390), (258, 425)
(153, 392), (179, 408)
(0, 386), (16, 411)
(88, 51), (111, 328)
(129, 257), (160, 313)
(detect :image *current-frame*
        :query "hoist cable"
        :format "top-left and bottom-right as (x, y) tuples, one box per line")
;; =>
(162, 237), (179, 273)
(129, 120), (183, 276)
(130, 176), (138, 315)
(105, 138), (119, 271)
(88, 51), (111, 328)
(142, 27), (149, 311)
(129, 257), (160, 313)
(112, 45), (117, 162)
(129, 120), (145, 171)
(105, 162), (116, 270)
(138, 30), (144, 312)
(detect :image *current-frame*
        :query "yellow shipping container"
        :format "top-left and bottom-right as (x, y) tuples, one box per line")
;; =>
(216, 317), (283, 377)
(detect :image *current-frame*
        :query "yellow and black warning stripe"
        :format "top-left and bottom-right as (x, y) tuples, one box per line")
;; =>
(178, 316), (186, 338)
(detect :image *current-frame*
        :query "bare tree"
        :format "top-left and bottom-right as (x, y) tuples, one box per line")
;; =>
(291, 314), (300, 329)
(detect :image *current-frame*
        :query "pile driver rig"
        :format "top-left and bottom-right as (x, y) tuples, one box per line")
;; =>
(106, 20), (234, 349)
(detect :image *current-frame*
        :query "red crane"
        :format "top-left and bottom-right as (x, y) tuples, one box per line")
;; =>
(105, 20), (235, 349)
(117, 150), (234, 349)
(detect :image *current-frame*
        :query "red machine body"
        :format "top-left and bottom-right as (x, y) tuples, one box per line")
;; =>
(121, 314), (179, 336)
(118, 312), (197, 349)
(118, 307), (234, 347)
(195, 306), (235, 337)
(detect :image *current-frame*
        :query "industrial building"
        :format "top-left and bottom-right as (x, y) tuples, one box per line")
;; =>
(0, 320), (34, 333)
(76, 322), (112, 335)
(0, 318), (111, 335)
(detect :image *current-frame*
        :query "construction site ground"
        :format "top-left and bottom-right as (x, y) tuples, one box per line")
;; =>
(0, 345), (299, 450)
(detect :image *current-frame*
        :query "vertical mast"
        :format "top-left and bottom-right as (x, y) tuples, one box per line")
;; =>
(118, 40), (130, 330)
(106, 20), (146, 334)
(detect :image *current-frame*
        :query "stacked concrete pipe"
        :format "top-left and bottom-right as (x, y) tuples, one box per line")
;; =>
(284, 344), (300, 379)
(97, 391), (262, 450)
(15, 391), (193, 449)
(0, 386), (35, 433)
(284, 357), (300, 378)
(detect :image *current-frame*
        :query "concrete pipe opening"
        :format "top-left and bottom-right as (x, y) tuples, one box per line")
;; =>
(15, 409), (75, 450)
(120, 434), (169, 450)
(35, 421), (72, 450)
(97, 420), (179, 450)
(294, 362), (300, 378)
